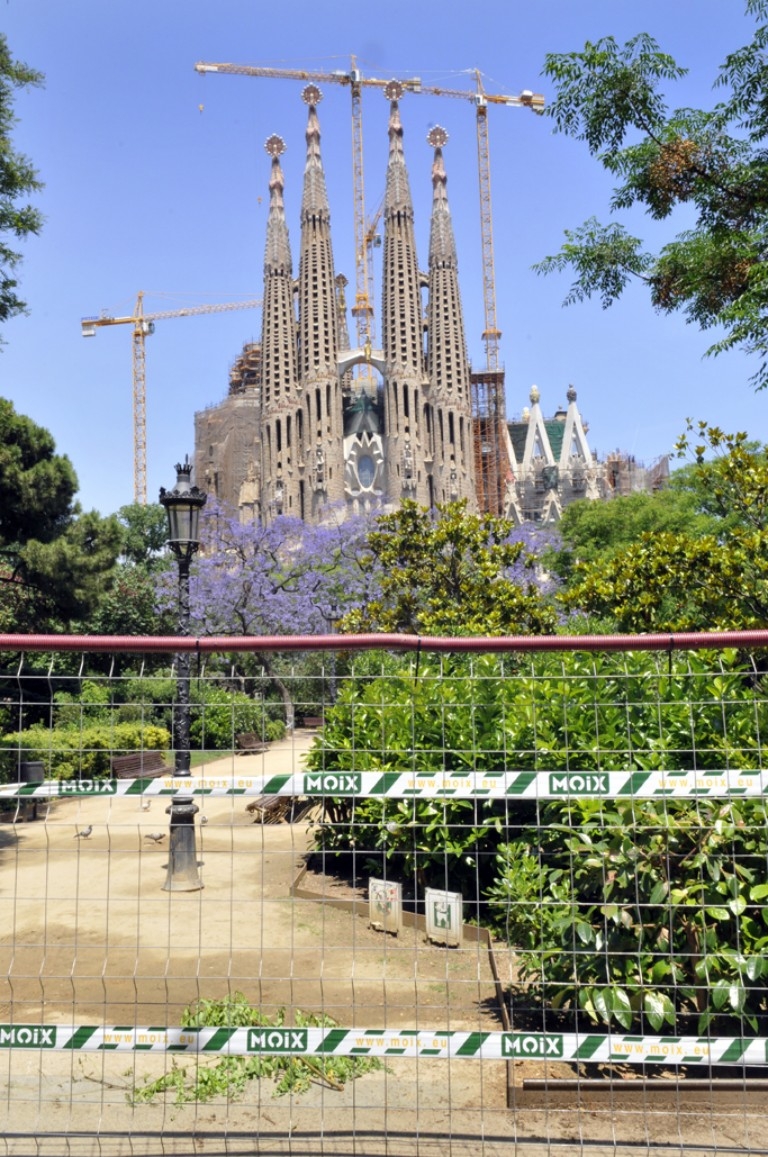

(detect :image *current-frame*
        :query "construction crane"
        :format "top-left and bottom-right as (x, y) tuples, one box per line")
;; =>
(81, 292), (261, 505)
(195, 58), (423, 354)
(195, 57), (542, 369)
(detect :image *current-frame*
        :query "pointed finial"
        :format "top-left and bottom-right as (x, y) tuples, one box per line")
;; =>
(384, 79), (404, 101)
(265, 134), (286, 157)
(302, 84), (322, 105)
(427, 126), (449, 148)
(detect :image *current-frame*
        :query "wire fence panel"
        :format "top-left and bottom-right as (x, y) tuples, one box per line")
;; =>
(0, 638), (767, 1156)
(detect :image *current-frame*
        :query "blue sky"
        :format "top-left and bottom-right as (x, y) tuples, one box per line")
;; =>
(1, 0), (763, 515)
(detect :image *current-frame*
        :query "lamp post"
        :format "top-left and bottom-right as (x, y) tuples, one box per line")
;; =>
(318, 599), (341, 704)
(159, 456), (207, 892)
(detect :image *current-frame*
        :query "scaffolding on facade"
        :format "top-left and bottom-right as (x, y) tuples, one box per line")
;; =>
(471, 368), (509, 516)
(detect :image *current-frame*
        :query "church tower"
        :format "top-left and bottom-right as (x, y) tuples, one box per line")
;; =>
(297, 85), (345, 520)
(259, 134), (300, 522)
(196, 97), (654, 528)
(380, 83), (431, 507)
(425, 127), (477, 509)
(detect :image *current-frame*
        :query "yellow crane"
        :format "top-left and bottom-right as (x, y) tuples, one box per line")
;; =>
(195, 57), (421, 353)
(81, 291), (261, 505)
(194, 57), (543, 370)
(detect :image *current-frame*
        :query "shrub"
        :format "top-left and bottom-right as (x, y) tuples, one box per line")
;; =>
(121, 676), (267, 750)
(189, 686), (265, 750)
(307, 648), (768, 1032)
(265, 718), (286, 743)
(487, 797), (768, 1035)
(53, 680), (112, 727)
(0, 722), (170, 780)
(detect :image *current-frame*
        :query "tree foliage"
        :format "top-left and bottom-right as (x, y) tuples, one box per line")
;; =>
(0, 34), (43, 334)
(80, 565), (168, 640)
(340, 500), (557, 636)
(165, 502), (376, 638)
(0, 399), (120, 630)
(550, 485), (717, 584)
(562, 422), (768, 631)
(116, 503), (168, 568)
(309, 647), (768, 1033)
(0, 397), (76, 544)
(535, 5), (768, 388)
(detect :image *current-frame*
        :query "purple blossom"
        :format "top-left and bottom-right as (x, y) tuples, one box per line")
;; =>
(156, 500), (381, 637)
(502, 523), (562, 598)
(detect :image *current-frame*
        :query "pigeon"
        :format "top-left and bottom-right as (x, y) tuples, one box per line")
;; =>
(144, 832), (165, 844)
(74, 826), (92, 840)
(141, 799), (152, 812)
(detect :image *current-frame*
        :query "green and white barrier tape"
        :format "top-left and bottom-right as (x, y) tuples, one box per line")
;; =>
(2, 768), (768, 801)
(1, 1024), (766, 1065)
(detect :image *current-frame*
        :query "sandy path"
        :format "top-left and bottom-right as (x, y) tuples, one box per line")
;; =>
(0, 731), (764, 1154)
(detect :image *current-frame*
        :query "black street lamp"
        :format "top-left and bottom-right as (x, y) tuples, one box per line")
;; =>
(159, 456), (207, 892)
(318, 598), (342, 704)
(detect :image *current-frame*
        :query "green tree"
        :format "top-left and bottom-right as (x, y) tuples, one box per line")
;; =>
(0, 398), (120, 630)
(341, 500), (557, 636)
(0, 397), (76, 544)
(551, 485), (717, 584)
(563, 422), (768, 631)
(0, 34), (43, 334)
(116, 503), (168, 568)
(534, 2), (768, 388)
(76, 565), (166, 639)
(71, 504), (171, 651)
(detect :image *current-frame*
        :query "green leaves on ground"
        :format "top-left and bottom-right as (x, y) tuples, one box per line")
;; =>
(132, 993), (382, 1104)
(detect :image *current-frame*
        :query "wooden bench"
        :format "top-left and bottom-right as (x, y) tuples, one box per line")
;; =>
(302, 715), (324, 729)
(235, 732), (269, 755)
(245, 795), (296, 824)
(110, 751), (170, 779)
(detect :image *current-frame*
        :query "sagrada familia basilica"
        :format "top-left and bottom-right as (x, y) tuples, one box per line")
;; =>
(195, 86), (665, 526)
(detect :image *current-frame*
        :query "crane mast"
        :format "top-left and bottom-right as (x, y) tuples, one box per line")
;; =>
(133, 293), (149, 505)
(197, 59), (418, 354)
(81, 292), (261, 505)
(195, 57), (542, 369)
(476, 92), (499, 372)
(348, 67), (373, 347)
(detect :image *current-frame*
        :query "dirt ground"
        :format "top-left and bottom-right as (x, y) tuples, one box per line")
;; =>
(0, 731), (765, 1156)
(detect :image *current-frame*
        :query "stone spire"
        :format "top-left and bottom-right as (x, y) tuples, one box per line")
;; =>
(300, 86), (331, 224)
(558, 384), (600, 501)
(260, 134), (300, 522)
(263, 136), (292, 274)
(381, 84), (430, 507)
(297, 85), (343, 518)
(427, 128), (457, 267)
(425, 127), (476, 508)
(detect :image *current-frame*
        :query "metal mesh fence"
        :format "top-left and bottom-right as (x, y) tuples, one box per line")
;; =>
(0, 635), (767, 1155)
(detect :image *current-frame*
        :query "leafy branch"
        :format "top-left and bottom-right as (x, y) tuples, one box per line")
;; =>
(131, 993), (383, 1105)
